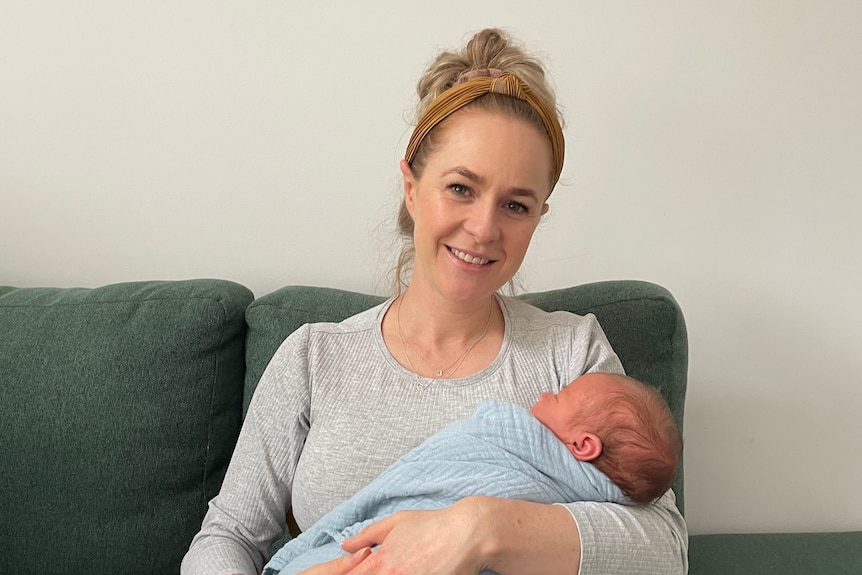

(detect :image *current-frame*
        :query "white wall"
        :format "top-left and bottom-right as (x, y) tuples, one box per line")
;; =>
(2, 1), (860, 535)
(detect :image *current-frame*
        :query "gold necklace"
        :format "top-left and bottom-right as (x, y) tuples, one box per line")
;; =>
(396, 297), (494, 379)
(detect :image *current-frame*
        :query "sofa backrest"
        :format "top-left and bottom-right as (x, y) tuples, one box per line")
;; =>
(0, 280), (253, 575)
(245, 280), (688, 513)
(0, 278), (687, 575)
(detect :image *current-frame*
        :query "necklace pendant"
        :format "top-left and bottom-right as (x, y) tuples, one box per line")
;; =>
(436, 370), (443, 377)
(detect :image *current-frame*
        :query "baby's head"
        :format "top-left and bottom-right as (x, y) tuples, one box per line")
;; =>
(530, 373), (682, 504)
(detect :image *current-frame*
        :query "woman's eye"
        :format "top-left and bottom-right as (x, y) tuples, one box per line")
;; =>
(448, 183), (469, 196)
(506, 201), (530, 214)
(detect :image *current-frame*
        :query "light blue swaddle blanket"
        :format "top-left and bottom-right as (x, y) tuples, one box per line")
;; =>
(263, 400), (627, 575)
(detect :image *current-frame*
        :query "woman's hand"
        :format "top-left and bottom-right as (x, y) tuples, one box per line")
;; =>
(295, 547), (372, 575)
(340, 498), (488, 575)
(341, 496), (581, 575)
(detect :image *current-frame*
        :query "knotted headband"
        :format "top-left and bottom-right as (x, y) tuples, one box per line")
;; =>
(404, 70), (565, 187)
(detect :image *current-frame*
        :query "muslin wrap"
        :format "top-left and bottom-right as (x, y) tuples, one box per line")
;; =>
(263, 401), (627, 575)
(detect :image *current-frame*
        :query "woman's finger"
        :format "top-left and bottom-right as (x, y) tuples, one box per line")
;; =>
(340, 514), (398, 552)
(339, 505), (485, 575)
(296, 547), (371, 575)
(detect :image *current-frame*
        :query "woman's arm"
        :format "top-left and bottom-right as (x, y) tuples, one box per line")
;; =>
(469, 496), (585, 575)
(341, 492), (686, 575)
(482, 492), (687, 575)
(339, 497), (580, 575)
(471, 497), (583, 575)
(182, 414), (296, 574)
(562, 490), (688, 575)
(182, 327), (314, 575)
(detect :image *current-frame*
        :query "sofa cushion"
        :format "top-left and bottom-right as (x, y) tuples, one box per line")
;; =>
(0, 280), (253, 574)
(244, 280), (688, 513)
(688, 531), (862, 574)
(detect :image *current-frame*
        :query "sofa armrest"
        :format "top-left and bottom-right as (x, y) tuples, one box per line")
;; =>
(689, 531), (862, 574)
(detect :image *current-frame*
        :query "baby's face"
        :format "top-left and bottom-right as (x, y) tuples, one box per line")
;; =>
(530, 373), (616, 441)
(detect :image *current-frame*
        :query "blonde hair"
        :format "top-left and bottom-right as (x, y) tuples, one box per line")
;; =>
(391, 28), (563, 294)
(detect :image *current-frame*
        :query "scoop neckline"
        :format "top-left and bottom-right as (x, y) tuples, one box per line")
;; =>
(373, 293), (512, 387)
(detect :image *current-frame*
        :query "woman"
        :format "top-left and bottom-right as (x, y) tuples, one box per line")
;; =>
(183, 28), (687, 575)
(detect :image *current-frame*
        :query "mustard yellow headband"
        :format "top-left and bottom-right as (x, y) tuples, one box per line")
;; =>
(404, 71), (565, 187)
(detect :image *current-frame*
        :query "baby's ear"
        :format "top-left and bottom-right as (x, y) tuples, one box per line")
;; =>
(567, 432), (603, 462)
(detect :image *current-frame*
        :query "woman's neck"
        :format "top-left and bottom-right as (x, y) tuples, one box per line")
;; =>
(382, 285), (505, 380)
(396, 286), (498, 347)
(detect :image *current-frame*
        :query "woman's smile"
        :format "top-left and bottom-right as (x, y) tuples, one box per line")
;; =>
(401, 108), (553, 305)
(447, 246), (494, 267)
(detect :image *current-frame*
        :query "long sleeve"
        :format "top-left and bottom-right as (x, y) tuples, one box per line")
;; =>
(182, 326), (313, 575)
(561, 486), (688, 574)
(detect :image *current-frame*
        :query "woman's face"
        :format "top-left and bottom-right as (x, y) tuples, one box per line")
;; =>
(402, 109), (554, 305)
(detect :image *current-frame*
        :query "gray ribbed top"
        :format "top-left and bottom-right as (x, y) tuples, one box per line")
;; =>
(182, 296), (687, 575)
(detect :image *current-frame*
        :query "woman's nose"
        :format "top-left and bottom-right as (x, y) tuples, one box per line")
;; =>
(463, 202), (501, 244)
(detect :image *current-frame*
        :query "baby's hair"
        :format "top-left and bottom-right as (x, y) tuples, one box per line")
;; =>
(574, 374), (682, 504)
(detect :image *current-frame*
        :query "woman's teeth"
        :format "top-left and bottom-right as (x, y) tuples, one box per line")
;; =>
(450, 248), (490, 265)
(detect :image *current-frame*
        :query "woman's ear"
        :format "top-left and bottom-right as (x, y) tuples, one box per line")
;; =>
(400, 160), (416, 217)
(541, 202), (550, 216)
(566, 432), (603, 462)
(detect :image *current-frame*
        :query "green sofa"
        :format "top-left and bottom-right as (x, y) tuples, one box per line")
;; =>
(1, 279), (857, 574)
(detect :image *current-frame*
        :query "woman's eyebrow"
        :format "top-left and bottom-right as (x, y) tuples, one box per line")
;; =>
(445, 166), (484, 183)
(444, 166), (541, 201)
(510, 187), (541, 202)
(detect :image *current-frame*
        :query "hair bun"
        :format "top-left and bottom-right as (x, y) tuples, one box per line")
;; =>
(413, 28), (559, 125)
